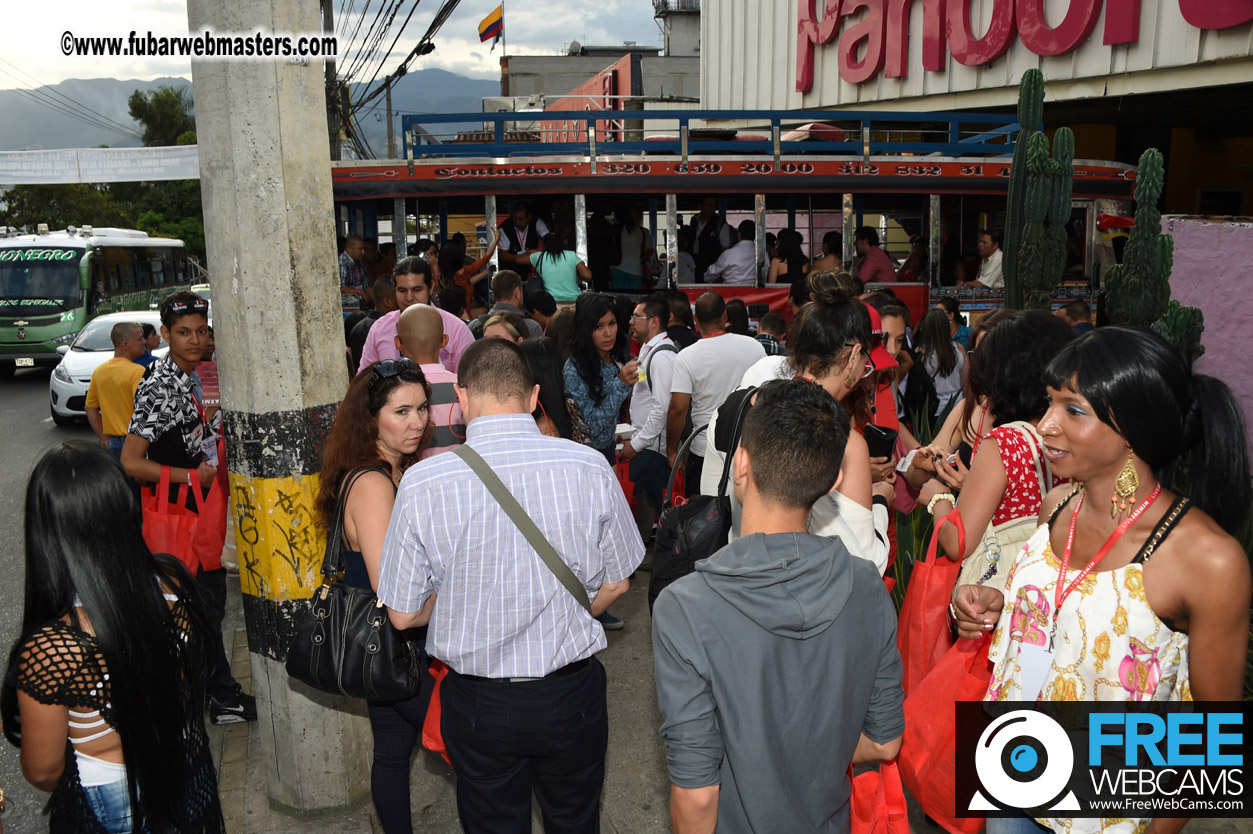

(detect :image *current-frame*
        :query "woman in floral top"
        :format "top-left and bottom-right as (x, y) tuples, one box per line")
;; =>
(954, 327), (1251, 834)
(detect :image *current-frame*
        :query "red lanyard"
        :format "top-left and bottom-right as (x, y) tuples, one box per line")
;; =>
(1052, 483), (1162, 641)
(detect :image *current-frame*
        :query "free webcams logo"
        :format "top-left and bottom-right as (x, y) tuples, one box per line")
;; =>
(969, 711), (1080, 813)
(955, 702), (1250, 819)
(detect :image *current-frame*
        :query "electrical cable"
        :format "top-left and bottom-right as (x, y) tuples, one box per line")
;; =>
(0, 61), (145, 139)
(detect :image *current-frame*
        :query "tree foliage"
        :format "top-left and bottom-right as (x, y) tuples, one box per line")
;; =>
(127, 86), (196, 147)
(0, 184), (134, 230)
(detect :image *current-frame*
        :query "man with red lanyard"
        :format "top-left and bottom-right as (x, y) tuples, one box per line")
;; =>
(121, 291), (256, 726)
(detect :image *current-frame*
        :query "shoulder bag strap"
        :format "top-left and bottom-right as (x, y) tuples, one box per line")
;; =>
(321, 466), (390, 580)
(452, 446), (592, 613)
(662, 424), (706, 507)
(1010, 421), (1051, 502)
(644, 343), (678, 393)
(717, 386), (757, 497)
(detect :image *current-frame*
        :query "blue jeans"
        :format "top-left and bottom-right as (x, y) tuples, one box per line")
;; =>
(628, 449), (669, 516)
(985, 814), (1053, 834)
(84, 780), (133, 834)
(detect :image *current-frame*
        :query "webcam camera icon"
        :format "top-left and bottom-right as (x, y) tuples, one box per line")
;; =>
(970, 711), (1080, 813)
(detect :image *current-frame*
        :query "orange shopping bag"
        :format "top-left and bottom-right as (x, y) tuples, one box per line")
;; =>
(421, 658), (451, 764)
(897, 635), (993, 834)
(896, 509), (965, 694)
(850, 760), (909, 834)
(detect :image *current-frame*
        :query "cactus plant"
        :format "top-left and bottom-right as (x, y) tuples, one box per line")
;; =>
(1152, 299), (1205, 371)
(1041, 127), (1075, 289)
(1104, 148), (1172, 329)
(1002, 69), (1045, 309)
(1003, 71), (1075, 309)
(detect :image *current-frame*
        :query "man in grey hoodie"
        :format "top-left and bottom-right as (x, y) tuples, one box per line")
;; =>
(652, 379), (905, 834)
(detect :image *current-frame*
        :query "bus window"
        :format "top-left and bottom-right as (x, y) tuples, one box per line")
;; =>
(133, 250), (152, 288)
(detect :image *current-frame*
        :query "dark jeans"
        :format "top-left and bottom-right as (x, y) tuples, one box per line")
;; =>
(629, 449), (669, 516)
(366, 651), (435, 834)
(684, 453), (705, 499)
(597, 445), (617, 467)
(441, 659), (608, 834)
(195, 568), (239, 699)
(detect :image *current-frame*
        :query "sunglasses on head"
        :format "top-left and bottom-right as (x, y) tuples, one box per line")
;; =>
(369, 358), (420, 386)
(168, 298), (209, 315)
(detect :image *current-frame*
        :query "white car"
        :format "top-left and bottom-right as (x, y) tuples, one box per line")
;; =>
(49, 311), (168, 427)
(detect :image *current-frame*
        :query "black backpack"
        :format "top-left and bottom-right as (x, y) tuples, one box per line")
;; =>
(647, 387), (756, 611)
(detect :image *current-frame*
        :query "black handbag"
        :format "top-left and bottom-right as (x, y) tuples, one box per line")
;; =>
(285, 467), (421, 701)
(647, 387), (755, 611)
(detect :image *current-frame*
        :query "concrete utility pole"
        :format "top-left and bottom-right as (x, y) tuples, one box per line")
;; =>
(187, 0), (367, 814)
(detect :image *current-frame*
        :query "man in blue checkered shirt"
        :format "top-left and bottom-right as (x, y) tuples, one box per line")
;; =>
(379, 338), (644, 833)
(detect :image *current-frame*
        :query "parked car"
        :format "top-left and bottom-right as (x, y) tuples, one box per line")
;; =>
(49, 311), (168, 427)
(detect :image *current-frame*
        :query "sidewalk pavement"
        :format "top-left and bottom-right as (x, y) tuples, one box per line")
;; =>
(208, 571), (1248, 834)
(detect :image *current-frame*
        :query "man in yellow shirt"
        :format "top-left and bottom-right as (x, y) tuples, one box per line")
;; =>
(86, 321), (147, 459)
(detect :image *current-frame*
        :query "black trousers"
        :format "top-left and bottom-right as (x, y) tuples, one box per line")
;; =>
(441, 658), (608, 834)
(195, 567), (238, 699)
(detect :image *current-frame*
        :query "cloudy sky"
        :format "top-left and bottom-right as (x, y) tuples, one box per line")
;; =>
(0, 0), (665, 88)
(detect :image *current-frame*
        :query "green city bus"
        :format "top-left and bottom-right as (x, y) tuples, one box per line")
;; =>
(0, 225), (193, 377)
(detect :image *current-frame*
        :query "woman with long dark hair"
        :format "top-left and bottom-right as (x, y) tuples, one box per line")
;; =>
(562, 293), (639, 463)
(913, 307), (968, 417)
(956, 327), (1252, 834)
(315, 358), (433, 834)
(917, 311), (1076, 590)
(767, 228), (811, 284)
(520, 337), (579, 441)
(530, 232), (591, 303)
(3, 442), (220, 833)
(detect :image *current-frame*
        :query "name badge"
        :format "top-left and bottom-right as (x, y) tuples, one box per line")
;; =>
(1016, 642), (1055, 702)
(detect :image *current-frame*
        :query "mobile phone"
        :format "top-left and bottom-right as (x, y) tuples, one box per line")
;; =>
(945, 453), (959, 467)
(863, 424), (898, 459)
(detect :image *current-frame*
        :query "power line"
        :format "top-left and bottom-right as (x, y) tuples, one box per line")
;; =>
(0, 73), (144, 141)
(355, 0), (459, 109)
(0, 60), (144, 140)
(343, 0), (406, 84)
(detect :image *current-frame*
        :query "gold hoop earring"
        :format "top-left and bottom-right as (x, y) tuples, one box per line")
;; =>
(1111, 452), (1139, 518)
(844, 371), (858, 389)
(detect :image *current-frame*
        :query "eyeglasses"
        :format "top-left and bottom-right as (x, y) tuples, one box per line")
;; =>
(845, 342), (876, 379)
(369, 358), (420, 386)
(630, 313), (649, 320)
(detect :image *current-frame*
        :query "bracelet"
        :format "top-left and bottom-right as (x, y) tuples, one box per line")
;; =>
(927, 492), (956, 514)
(187, 469), (194, 486)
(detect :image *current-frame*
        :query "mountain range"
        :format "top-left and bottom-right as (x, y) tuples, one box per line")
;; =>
(0, 69), (499, 154)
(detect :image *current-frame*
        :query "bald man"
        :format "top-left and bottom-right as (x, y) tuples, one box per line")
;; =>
(395, 303), (464, 458)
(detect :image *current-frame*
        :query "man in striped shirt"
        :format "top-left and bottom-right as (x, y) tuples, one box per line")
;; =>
(379, 338), (643, 833)
(395, 302), (464, 458)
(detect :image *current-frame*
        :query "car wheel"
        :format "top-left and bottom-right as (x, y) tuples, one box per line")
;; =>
(50, 406), (76, 427)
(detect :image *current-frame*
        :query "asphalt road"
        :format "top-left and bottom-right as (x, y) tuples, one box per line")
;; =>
(0, 367), (97, 831)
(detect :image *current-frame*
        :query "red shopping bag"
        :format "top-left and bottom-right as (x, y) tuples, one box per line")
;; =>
(850, 760), (909, 834)
(422, 658), (451, 764)
(897, 635), (993, 834)
(896, 509), (965, 694)
(141, 461), (227, 574)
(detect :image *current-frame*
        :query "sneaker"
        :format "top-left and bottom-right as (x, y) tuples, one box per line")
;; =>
(209, 690), (257, 725)
(596, 613), (625, 631)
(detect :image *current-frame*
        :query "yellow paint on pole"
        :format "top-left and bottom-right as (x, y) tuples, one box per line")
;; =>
(229, 472), (326, 600)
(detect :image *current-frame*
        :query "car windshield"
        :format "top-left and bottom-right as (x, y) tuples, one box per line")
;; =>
(72, 317), (160, 352)
(0, 249), (83, 315)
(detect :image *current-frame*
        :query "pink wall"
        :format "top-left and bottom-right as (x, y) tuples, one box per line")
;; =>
(1161, 215), (1253, 458)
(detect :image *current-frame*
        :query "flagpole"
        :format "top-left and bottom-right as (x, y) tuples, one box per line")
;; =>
(500, 0), (507, 56)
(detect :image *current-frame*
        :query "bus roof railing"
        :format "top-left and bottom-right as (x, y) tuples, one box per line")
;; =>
(400, 109), (1022, 162)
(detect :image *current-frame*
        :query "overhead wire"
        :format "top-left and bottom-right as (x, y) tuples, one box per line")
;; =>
(343, 0), (406, 84)
(0, 74), (144, 141)
(338, 0), (377, 76)
(0, 60), (145, 140)
(354, 0), (463, 110)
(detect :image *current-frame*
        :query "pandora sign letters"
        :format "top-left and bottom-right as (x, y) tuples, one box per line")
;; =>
(796, 0), (1253, 91)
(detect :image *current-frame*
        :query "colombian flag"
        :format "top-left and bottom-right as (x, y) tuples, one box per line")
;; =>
(478, 5), (503, 43)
